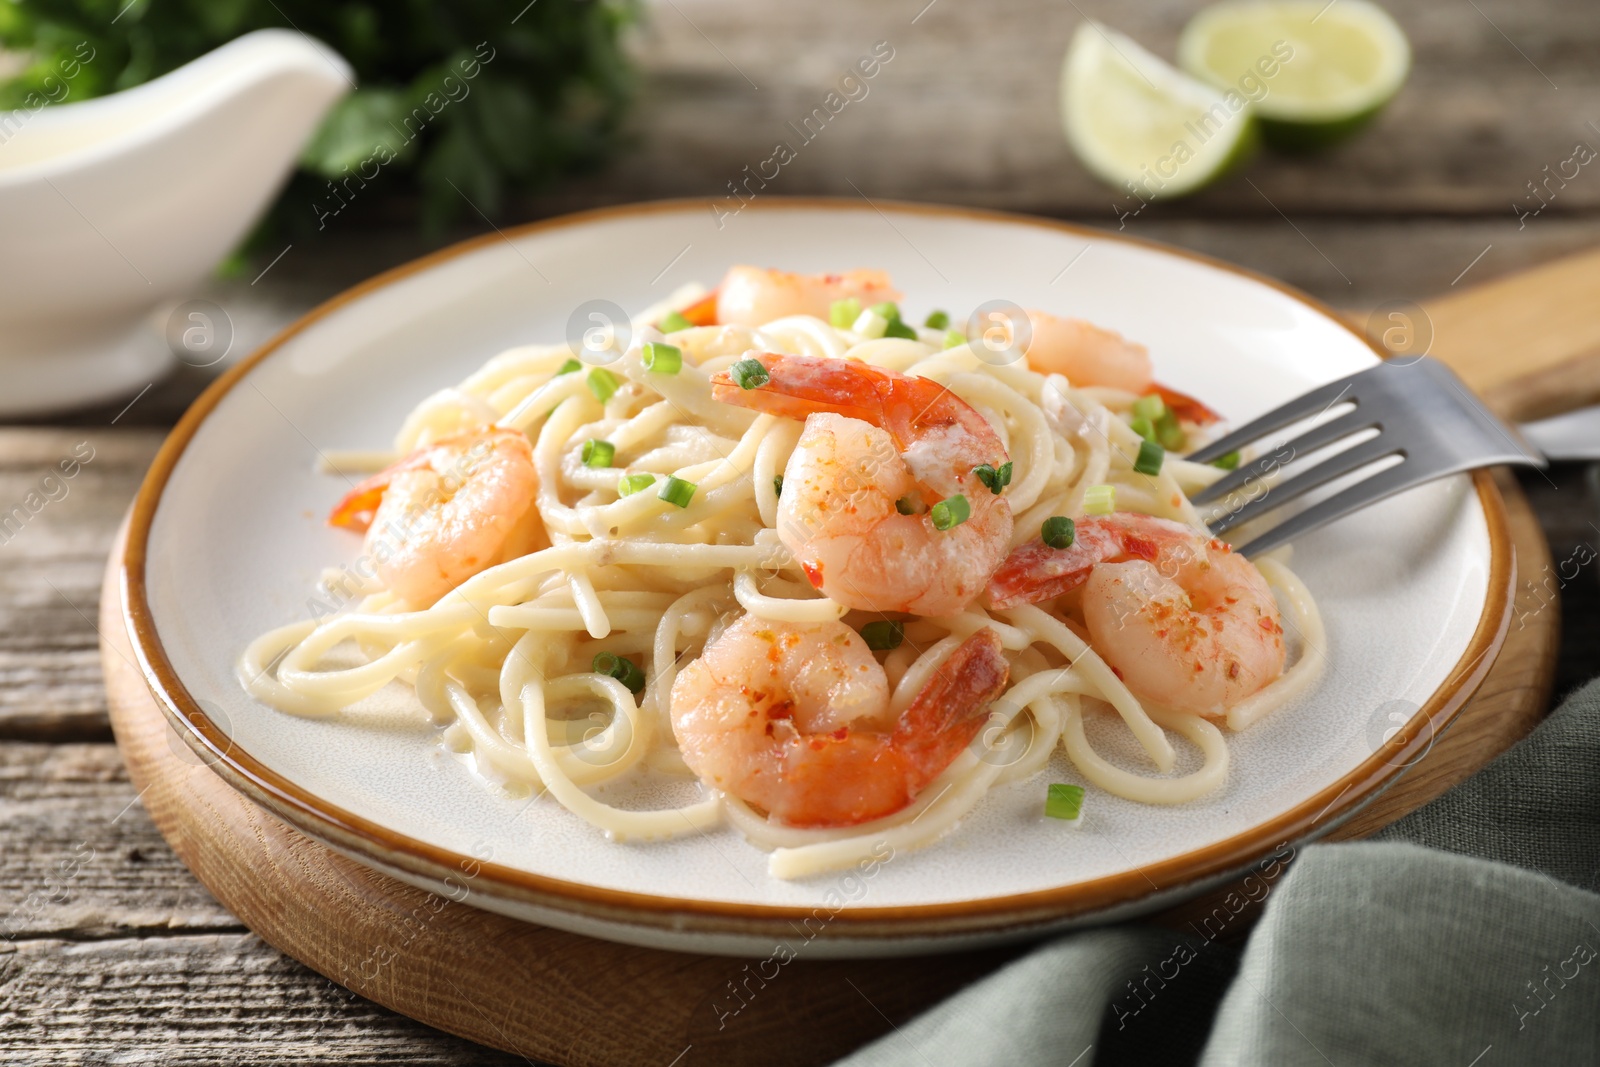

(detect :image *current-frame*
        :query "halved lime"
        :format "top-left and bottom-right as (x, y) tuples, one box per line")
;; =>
(1179, 0), (1411, 152)
(1060, 21), (1258, 200)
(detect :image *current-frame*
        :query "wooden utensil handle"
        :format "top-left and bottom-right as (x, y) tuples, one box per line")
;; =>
(1414, 246), (1600, 421)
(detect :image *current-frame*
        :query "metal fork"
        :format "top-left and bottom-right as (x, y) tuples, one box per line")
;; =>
(1184, 356), (1546, 558)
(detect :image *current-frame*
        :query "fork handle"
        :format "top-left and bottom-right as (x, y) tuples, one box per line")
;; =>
(1391, 245), (1600, 422)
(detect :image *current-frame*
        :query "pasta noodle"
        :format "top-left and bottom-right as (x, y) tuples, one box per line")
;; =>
(243, 283), (1324, 880)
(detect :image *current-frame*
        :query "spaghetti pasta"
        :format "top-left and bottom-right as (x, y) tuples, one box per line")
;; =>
(242, 275), (1323, 879)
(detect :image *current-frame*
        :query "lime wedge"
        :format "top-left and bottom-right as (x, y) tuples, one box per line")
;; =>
(1179, 0), (1411, 152)
(1060, 21), (1258, 200)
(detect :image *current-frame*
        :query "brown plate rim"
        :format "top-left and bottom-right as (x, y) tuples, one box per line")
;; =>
(120, 196), (1514, 938)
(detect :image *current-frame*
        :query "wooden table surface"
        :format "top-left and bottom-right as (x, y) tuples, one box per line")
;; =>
(6, 1), (1600, 1061)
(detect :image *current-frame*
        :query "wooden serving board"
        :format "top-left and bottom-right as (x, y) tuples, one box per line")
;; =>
(103, 242), (1591, 1064)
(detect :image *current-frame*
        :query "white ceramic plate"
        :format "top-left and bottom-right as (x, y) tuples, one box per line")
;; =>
(124, 200), (1510, 957)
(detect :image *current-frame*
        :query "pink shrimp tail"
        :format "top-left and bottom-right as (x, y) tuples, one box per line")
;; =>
(894, 627), (1010, 771)
(986, 515), (1163, 610)
(711, 353), (1003, 454)
(327, 440), (446, 532)
(328, 469), (400, 533)
(679, 291), (720, 327)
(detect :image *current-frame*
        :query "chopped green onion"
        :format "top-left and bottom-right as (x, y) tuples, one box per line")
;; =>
(556, 358), (582, 375)
(581, 439), (616, 468)
(641, 341), (682, 374)
(973, 462), (1013, 495)
(942, 329), (967, 349)
(924, 310), (950, 330)
(587, 368), (621, 403)
(884, 319), (919, 340)
(617, 472), (656, 496)
(658, 310), (694, 333)
(870, 301), (902, 323)
(930, 494), (970, 531)
(1156, 410), (1186, 451)
(852, 309), (889, 339)
(1211, 450), (1241, 471)
(729, 358), (770, 390)
(1133, 439), (1165, 476)
(592, 651), (646, 694)
(659, 476), (697, 508)
(1131, 394), (1166, 422)
(1130, 415), (1157, 443)
(1083, 484), (1115, 515)
(859, 620), (904, 651)
(1045, 783), (1085, 822)
(829, 297), (862, 329)
(1041, 516), (1076, 550)
(895, 494), (921, 515)
(773, 474), (784, 498)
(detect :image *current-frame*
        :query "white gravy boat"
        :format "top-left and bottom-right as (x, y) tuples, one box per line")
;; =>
(0, 29), (351, 415)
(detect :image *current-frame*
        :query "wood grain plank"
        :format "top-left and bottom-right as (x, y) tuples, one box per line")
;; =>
(0, 742), (236, 940)
(1096, 215), (1600, 312)
(0, 431), (162, 741)
(575, 0), (1600, 217)
(0, 934), (528, 1066)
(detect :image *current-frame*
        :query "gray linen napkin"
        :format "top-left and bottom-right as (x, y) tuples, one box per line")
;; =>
(835, 679), (1600, 1066)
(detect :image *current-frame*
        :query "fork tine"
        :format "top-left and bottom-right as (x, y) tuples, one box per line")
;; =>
(1189, 443), (1295, 509)
(1184, 373), (1362, 465)
(1185, 356), (1544, 556)
(1189, 407), (1376, 505)
(1208, 434), (1401, 536)
(1232, 461), (1424, 558)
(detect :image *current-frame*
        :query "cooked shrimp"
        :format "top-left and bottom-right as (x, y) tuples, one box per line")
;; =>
(713, 353), (1013, 616)
(328, 428), (542, 606)
(987, 513), (1284, 716)
(715, 266), (900, 328)
(1023, 309), (1154, 393)
(670, 616), (1009, 827)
